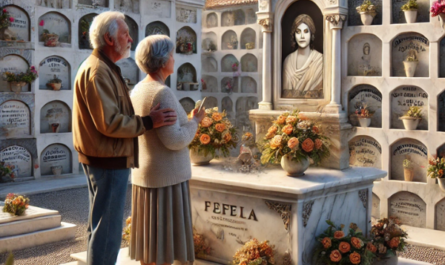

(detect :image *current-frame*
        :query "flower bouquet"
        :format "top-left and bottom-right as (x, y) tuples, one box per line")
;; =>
(356, 0), (377, 25)
(122, 216), (131, 242)
(313, 220), (375, 265)
(431, 0), (445, 29)
(188, 107), (238, 164)
(399, 106), (422, 130)
(0, 161), (15, 183)
(428, 155), (445, 191)
(0, 8), (14, 41)
(193, 228), (211, 258)
(5, 66), (38, 93)
(354, 103), (374, 128)
(3, 193), (30, 216)
(370, 217), (407, 264)
(258, 109), (330, 176)
(232, 238), (275, 265)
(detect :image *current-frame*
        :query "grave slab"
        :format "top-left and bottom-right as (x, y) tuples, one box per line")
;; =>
(0, 214), (61, 237)
(0, 205), (58, 224)
(401, 225), (445, 251)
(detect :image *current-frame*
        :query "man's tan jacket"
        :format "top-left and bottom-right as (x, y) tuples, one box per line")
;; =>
(73, 49), (149, 169)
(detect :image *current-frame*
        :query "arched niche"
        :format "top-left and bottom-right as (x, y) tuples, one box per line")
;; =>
(0, 54), (30, 92)
(221, 54), (239, 72)
(179, 97), (195, 114)
(206, 12), (218, 28)
(372, 193), (380, 219)
(436, 198), (445, 231)
(176, 26), (197, 54)
(37, 0), (71, 8)
(202, 32), (217, 52)
(241, 28), (256, 50)
(0, 100), (31, 137)
(348, 85), (382, 128)
(438, 143), (445, 158)
(347, 34), (382, 76)
(0, 145), (33, 179)
(222, 30), (238, 50)
(79, 13), (97, 50)
(177, 63), (197, 90)
(391, 0), (429, 24)
(390, 138), (428, 182)
(202, 55), (218, 72)
(348, 136), (382, 168)
(390, 86), (428, 130)
(388, 191), (426, 228)
(241, 54), (257, 72)
(222, 96), (235, 122)
(40, 101), (71, 134)
(145, 21), (170, 37)
(241, 77), (257, 93)
(176, 7), (197, 23)
(202, 75), (218, 92)
(439, 37), (445, 78)
(203, 96), (218, 109)
(221, 10), (245, 26)
(221, 77), (239, 93)
(246, 9), (256, 24)
(391, 33), (429, 77)
(125, 16), (138, 51)
(235, 97), (258, 130)
(115, 0), (139, 14)
(39, 56), (71, 90)
(116, 58), (139, 89)
(348, 0), (383, 26)
(78, 0), (108, 7)
(38, 12), (71, 47)
(40, 144), (72, 176)
(2, 5), (30, 41)
(439, 90), (445, 132)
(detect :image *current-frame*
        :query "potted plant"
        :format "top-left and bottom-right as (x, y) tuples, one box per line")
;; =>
(259, 110), (330, 177)
(399, 106), (422, 130)
(46, 74), (62, 90)
(356, 0), (377, 25)
(403, 158), (414, 181)
(51, 165), (63, 176)
(39, 20), (59, 47)
(0, 161), (15, 183)
(3, 193), (30, 216)
(188, 107), (238, 165)
(428, 155), (445, 192)
(0, 8), (14, 40)
(370, 217), (407, 265)
(403, 50), (418, 77)
(355, 103), (375, 128)
(402, 0), (418, 23)
(4, 66), (38, 93)
(431, 0), (445, 29)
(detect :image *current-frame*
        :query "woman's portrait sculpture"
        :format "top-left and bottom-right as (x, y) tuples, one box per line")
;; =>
(282, 14), (323, 98)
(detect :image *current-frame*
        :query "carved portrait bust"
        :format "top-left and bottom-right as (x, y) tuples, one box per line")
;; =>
(282, 14), (323, 99)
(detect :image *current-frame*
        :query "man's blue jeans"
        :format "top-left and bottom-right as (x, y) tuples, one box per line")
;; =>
(82, 164), (130, 265)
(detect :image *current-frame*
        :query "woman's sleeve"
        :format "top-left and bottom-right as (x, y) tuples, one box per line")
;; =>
(154, 88), (198, 151)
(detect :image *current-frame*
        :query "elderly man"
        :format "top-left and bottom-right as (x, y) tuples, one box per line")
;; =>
(72, 11), (177, 265)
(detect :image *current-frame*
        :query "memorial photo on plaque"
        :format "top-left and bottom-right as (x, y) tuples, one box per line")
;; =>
(39, 56), (71, 91)
(0, 100), (31, 137)
(435, 198), (445, 231)
(348, 34), (382, 76)
(40, 101), (71, 134)
(0, 145), (32, 179)
(2, 5), (30, 42)
(38, 12), (71, 48)
(241, 77), (257, 93)
(145, 21), (170, 37)
(79, 13), (97, 49)
(40, 144), (72, 176)
(241, 54), (257, 72)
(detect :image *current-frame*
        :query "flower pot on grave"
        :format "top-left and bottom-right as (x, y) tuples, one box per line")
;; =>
(400, 116), (421, 130)
(43, 34), (59, 47)
(47, 82), (61, 91)
(50, 123), (60, 133)
(280, 155), (309, 177)
(51, 165), (63, 176)
(190, 148), (213, 165)
(404, 167), (414, 181)
(439, 13), (445, 30)
(9, 81), (26, 93)
(360, 12), (375, 25)
(403, 61), (418, 77)
(438, 178), (445, 192)
(404, 10), (417, 24)
(358, 117), (372, 127)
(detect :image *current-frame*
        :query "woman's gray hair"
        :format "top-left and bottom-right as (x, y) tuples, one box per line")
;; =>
(135, 35), (174, 74)
(89, 11), (125, 49)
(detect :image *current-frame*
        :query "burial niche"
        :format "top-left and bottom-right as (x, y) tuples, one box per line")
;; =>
(40, 101), (71, 134)
(348, 85), (382, 128)
(115, 0), (139, 14)
(439, 90), (445, 132)
(349, 136), (382, 168)
(206, 12), (218, 28)
(145, 21), (170, 37)
(390, 86), (428, 130)
(202, 32), (217, 52)
(241, 28), (256, 50)
(176, 27), (197, 54)
(203, 96), (217, 109)
(348, 34), (382, 76)
(348, 0), (383, 26)
(201, 75), (218, 92)
(221, 77), (239, 93)
(241, 54), (257, 72)
(241, 77), (257, 93)
(392, 0), (429, 24)
(390, 138), (428, 182)
(176, 7), (197, 23)
(40, 144), (72, 176)
(79, 13), (97, 49)
(372, 193), (380, 220)
(235, 97), (258, 130)
(246, 9), (256, 24)
(281, 0), (324, 99)
(37, 0), (71, 8)
(125, 16), (138, 51)
(436, 198), (445, 231)
(116, 58), (139, 89)
(0, 54), (30, 92)
(221, 10), (245, 26)
(78, 0), (108, 6)
(388, 191), (426, 228)
(221, 54), (239, 72)
(222, 96), (235, 122)
(179, 97), (195, 114)
(38, 12), (71, 48)
(0, 145), (32, 179)
(2, 5), (30, 41)
(39, 56), (71, 91)
(202, 55), (218, 72)
(0, 100), (31, 137)
(391, 33), (429, 77)
(222, 30), (238, 50)
(177, 63), (197, 90)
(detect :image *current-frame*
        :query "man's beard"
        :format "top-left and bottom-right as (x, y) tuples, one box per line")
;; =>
(114, 38), (131, 59)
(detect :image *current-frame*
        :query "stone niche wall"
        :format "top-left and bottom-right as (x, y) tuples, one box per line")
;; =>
(36, 0), (71, 8)
(38, 12), (71, 48)
(146, 21), (170, 37)
(202, 75), (218, 92)
(176, 6), (197, 24)
(0, 54), (30, 92)
(79, 13), (97, 50)
(222, 30), (238, 50)
(390, 86), (428, 130)
(222, 96), (234, 121)
(391, 0), (430, 24)
(116, 58), (138, 89)
(439, 37), (445, 78)
(144, 0), (171, 18)
(202, 32), (217, 52)
(0, 100), (31, 138)
(436, 198), (445, 231)
(388, 191), (426, 228)
(240, 28), (255, 49)
(221, 9), (246, 26)
(241, 76), (257, 93)
(221, 54), (238, 72)
(115, 0), (140, 14)
(348, 85), (382, 128)
(391, 33), (429, 77)
(0, 138), (37, 180)
(349, 136), (382, 168)
(202, 55), (218, 72)
(4, 5), (30, 41)
(40, 143), (72, 176)
(39, 101), (71, 134)
(347, 34), (382, 76)
(179, 97), (195, 114)
(372, 193), (380, 219)
(348, 0), (383, 26)
(221, 77), (239, 93)
(177, 63), (197, 90)
(38, 56), (71, 90)
(390, 138), (428, 182)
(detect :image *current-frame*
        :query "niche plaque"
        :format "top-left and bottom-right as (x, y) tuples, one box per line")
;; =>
(388, 191), (426, 228)
(349, 136), (382, 168)
(40, 144), (72, 176)
(391, 139), (427, 182)
(145, 21), (170, 37)
(0, 145), (32, 179)
(38, 12), (71, 47)
(241, 54), (257, 72)
(390, 86), (428, 130)
(39, 56), (70, 90)
(391, 33), (429, 77)
(0, 100), (30, 137)
(179, 97), (195, 114)
(40, 101), (71, 134)
(4, 6), (30, 41)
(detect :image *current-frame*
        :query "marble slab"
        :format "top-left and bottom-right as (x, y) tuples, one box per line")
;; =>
(0, 214), (61, 237)
(0, 205), (58, 224)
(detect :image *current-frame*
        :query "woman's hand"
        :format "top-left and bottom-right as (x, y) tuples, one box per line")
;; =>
(192, 107), (206, 123)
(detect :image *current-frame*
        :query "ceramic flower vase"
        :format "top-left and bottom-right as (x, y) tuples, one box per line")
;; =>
(190, 148), (213, 165)
(358, 117), (371, 127)
(403, 61), (418, 77)
(51, 165), (63, 176)
(280, 155), (309, 177)
(47, 82), (61, 91)
(373, 255), (398, 265)
(438, 178), (445, 192)
(404, 10), (417, 24)
(404, 167), (414, 181)
(9, 81), (26, 93)
(360, 12), (375, 25)
(400, 117), (420, 130)
(50, 123), (60, 133)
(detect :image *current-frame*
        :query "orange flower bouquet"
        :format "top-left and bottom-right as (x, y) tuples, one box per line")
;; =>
(232, 238), (275, 265)
(122, 216), (131, 242)
(193, 228), (211, 258)
(370, 217), (407, 262)
(313, 220), (375, 265)
(3, 193), (30, 216)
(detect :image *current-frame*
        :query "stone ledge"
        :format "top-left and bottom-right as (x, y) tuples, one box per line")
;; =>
(402, 225), (445, 251)
(0, 214), (61, 237)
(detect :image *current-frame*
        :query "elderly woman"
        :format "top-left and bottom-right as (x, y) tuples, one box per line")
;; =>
(130, 35), (205, 265)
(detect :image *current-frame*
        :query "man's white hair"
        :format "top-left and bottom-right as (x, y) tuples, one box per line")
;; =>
(89, 11), (125, 49)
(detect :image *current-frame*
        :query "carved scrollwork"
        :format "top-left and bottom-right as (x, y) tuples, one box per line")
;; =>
(325, 14), (347, 28)
(265, 200), (292, 231)
(258, 18), (273, 32)
(302, 200), (314, 227)
(358, 189), (368, 209)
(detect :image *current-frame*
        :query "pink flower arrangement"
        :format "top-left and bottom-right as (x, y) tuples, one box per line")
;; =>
(2, 9), (6, 13)
(431, 0), (445, 17)
(39, 20), (44, 26)
(9, 17), (13, 22)
(231, 62), (239, 72)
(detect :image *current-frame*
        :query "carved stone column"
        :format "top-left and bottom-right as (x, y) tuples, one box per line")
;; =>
(325, 14), (346, 113)
(257, 12), (273, 110)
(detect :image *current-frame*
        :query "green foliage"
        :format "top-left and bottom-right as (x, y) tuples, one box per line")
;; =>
(401, 0), (418, 11)
(5, 66), (38, 84)
(47, 74), (62, 84)
(403, 106), (422, 118)
(403, 159), (412, 169)
(428, 156), (445, 178)
(5, 252), (14, 265)
(356, 0), (376, 13)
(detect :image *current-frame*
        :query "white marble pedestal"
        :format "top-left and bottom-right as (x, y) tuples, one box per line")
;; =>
(189, 162), (386, 265)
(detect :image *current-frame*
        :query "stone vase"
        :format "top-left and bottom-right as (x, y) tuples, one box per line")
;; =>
(50, 123), (60, 133)
(360, 12), (375, 25)
(51, 165), (63, 176)
(404, 10), (417, 24)
(400, 117), (420, 130)
(439, 13), (445, 30)
(373, 255), (398, 265)
(47, 82), (62, 91)
(280, 155), (309, 177)
(404, 167), (414, 181)
(358, 117), (372, 127)
(438, 178), (445, 192)
(9, 81), (26, 93)
(403, 61), (418, 77)
(190, 148), (213, 165)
